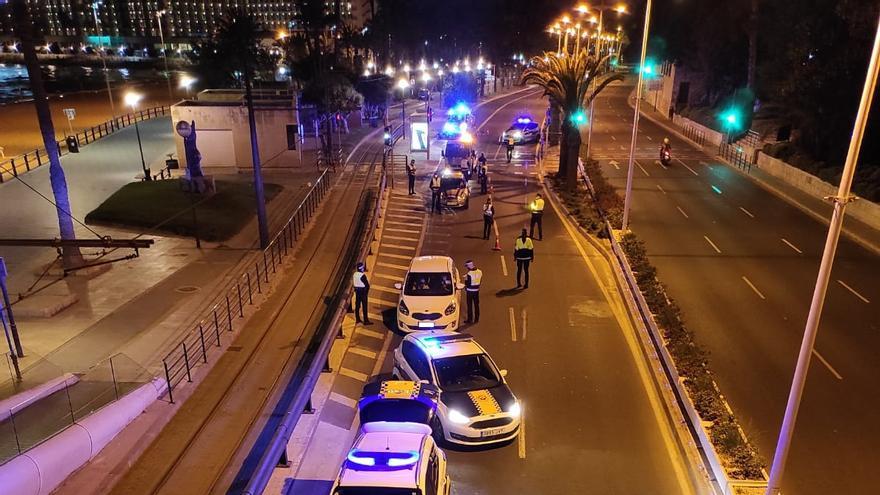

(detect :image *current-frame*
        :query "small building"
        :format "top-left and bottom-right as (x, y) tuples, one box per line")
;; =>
(170, 89), (316, 174)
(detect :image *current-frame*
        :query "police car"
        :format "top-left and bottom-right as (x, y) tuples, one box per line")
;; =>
(439, 102), (473, 139)
(392, 332), (521, 446)
(500, 116), (540, 144)
(331, 381), (451, 495)
(393, 257), (464, 333)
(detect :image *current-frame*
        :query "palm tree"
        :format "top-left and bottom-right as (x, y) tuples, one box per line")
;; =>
(523, 51), (622, 190)
(11, 0), (83, 269)
(214, 9), (270, 248)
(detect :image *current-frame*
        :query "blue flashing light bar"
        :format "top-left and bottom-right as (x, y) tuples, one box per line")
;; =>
(346, 450), (420, 469)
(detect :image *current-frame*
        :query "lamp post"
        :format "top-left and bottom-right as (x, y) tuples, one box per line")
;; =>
(621, 0), (652, 231)
(91, 1), (115, 117)
(397, 78), (410, 139)
(765, 14), (880, 495)
(179, 75), (196, 97)
(125, 92), (151, 181)
(155, 9), (172, 100)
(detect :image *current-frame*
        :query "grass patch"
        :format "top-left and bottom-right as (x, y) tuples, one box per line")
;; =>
(85, 179), (283, 242)
(548, 154), (764, 480)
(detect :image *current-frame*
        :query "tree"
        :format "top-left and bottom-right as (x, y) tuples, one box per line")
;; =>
(11, 0), (83, 269)
(523, 51), (622, 190)
(213, 9), (270, 248)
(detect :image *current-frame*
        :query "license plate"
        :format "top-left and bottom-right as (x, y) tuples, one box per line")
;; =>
(480, 427), (506, 438)
(418, 322), (435, 328)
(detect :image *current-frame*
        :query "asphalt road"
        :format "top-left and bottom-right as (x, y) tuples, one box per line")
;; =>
(282, 87), (705, 494)
(592, 82), (880, 494)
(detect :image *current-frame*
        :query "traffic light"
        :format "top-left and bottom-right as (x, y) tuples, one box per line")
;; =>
(383, 126), (392, 146)
(570, 110), (588, 126)
(719, 108), (743, 132)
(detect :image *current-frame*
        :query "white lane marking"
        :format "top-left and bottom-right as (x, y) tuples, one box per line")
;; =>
(741, 276), (766, 300)
(676, 158), (699, 176)
(386, 227), (421, 234)
(329, 392), (359, 408)
(611, 135), (617, 141)
(500, 255), (508, 276)
(348, 347), (379, 359)
(379, 252), (414, 260)
(703, 235), (722, 254)
(837, 280), (871, 303)
(383, 235), (420, 243)
(374, 273), (404, 282)
(377, 261), (411, 270)
(385, 218), (422, 226)
(493, 143), (502, 160)
(387, 212), (423, 220)
(812, 350), (844, 380)
(382, 243), (416, 251)
(609, 160), (621, 170)
(508, 307), (517, 342)
(781, 238), (803, 254)
(521, 308), (528, 341)
(656, 184), (666, 194)
(518, 405), (527, 459)
(367, 297), (396, 308)
(646, 135), (653, 141)
(514, 171), (524, 175)
(676, 206), (689, 219)
(636, 160), (650, 177)
(739, 206), (755, 218)
(339, 367), (369, 382)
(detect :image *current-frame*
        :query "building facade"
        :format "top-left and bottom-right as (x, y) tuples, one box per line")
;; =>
(0, 0), (373, 43)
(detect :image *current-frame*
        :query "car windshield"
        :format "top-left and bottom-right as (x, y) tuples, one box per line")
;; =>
(441, 178), (464, 190)
(404, 272), (453, 296)
(433, 354), (501, 392)
(335, 489), (420, 495)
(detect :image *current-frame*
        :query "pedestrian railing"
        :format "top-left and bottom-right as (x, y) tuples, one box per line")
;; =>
(240, 153), (387, 495)
(0, 352), (150, 466)
(0, 106), (169, 184)
(160, 165), (336, 404)
(719, 142), (753, 172)
(680, 121), (707, 147)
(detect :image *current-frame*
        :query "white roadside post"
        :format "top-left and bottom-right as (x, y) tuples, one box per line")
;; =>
(765, 14), (880, 495)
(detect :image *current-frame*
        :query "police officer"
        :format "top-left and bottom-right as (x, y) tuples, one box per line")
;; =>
(478, 162), (489, 194)
(463, 260), (483, 323)
(353, 262), (372, 324)
(406, 159), (416, 195)
(513, 229), (534, 289)
(482, 197), (495, 240)
(506, 135), (515, 163)
(478, 152), (487, 169)
(529, 193), (545, 241)
(429, 172), (442, 214)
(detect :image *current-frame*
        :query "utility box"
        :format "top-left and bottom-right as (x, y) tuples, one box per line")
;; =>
(65, 136), (79, 153)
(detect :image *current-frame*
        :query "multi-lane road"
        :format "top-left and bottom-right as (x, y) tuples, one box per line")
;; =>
(592, 81), (880, 494)
(276, 87), (707, 494)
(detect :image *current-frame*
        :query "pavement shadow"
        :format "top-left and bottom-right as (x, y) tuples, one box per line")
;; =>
(282, 478), (333, 495)
(495, 288), (524, 298)
(434, 432), (516, 453)
(381, 308), (407, 336)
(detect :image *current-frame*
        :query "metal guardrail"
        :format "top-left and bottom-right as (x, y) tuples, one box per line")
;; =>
(241, 154), (388, 495)
(719, 142), (753, 172)
(0, 106), (170, 183)
(680, 122), (707, 147)
(160, 166), (335, 404)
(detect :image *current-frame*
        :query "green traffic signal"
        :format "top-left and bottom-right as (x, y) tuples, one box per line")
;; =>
(570, 110), (588, 126)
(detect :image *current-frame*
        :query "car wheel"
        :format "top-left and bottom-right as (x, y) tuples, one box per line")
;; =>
(431, 415), (445, 441)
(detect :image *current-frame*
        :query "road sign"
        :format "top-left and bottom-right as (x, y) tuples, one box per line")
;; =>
(63, 108), (75, 120)
(410, 121), (429, 155)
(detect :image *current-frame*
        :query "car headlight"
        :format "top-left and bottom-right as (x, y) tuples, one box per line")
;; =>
(398, 300), (409, 316)
(513, 131), (523, 139)
(508, 401), (521, 418)
(448, 409), (470, 424)
(444, 302), (456, 316)
(458, 190), (467, 198)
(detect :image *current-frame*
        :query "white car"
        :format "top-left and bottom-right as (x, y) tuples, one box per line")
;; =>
(394, 256), (464, 333)
(331, 380), (451, 495)
(392, 332), (521, 446)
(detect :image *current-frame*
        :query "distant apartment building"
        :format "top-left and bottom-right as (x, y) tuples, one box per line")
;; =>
(0, 0), (374, 43)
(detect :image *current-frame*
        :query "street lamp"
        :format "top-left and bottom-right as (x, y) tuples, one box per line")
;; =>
(90, 0), (115, 117)
(124, 92), (151, 181)
(179, 75), (196, 97)
(397, 78), (410, 137)
(155, 9), (172, 99)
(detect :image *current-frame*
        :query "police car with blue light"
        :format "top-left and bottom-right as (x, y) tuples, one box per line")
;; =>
(438, 102), (472, 139)
(500, 116), (540, 144)
(331, 380), (451, 495)
(392, 331), (521, 446)
(393, 256), (464, 333)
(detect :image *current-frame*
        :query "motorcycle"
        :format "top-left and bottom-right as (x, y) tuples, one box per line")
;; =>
(659, 146), (672, 167)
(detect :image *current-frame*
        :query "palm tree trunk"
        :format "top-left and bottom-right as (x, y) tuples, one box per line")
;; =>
(12, 0), (83, 269)
(243, 60), (270, 249)
(562, 120), (581, 191)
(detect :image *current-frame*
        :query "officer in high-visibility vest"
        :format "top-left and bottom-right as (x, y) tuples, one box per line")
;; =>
(529, 193), (545, 241)
(506, 135), (515, 163)
(513, 229), (534, 289)
(406, 159), (417, 195)
(463, 260), (483, 324)
(429, 172), (442, 214)
(352, 262), (372, 324)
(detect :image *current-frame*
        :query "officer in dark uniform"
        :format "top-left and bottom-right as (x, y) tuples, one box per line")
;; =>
(406, 159), (416, 195)
(506, 135), (515, 163)
(352, 262), (372, 324)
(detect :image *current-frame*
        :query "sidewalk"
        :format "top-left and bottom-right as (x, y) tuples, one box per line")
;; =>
(633, 89), (880, 255)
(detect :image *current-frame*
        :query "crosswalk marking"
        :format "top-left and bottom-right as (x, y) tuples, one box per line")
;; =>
(339, 367), (369, 382)
(368, 297), (396, 307)
(348, 347), (379, 359)
(385, 227), (421, 234)
(379, 252), (413, 260)
(329, 392), (359, 408)
(384, 235), (420, 242)
(377, 261), (410, 270)
(382, 243), (417, 251)
(371, 285), (399, 294)
(374, 273), (404, 282)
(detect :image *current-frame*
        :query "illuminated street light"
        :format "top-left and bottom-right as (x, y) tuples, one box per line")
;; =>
(397, 78), (410, 90)
(124, 92), (150, 181)
(179, 75), (196, 96)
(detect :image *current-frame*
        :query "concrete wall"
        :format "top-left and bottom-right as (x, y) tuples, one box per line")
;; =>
(756, 152), (880, 230)
(170, 104), (305, 173)
(672, 114), (724, 146)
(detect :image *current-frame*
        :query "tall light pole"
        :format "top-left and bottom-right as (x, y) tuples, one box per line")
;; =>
(125, 92), (151, 181)
(155, 9), (173, 100)
(621, 0), (652, 231)
(397, 78), (410, 139)
(91, 0), (115, 117)
(765, 14), (880, 495)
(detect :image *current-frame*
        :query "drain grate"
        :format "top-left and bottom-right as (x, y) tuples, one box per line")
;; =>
(175, 286), (201, 294)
